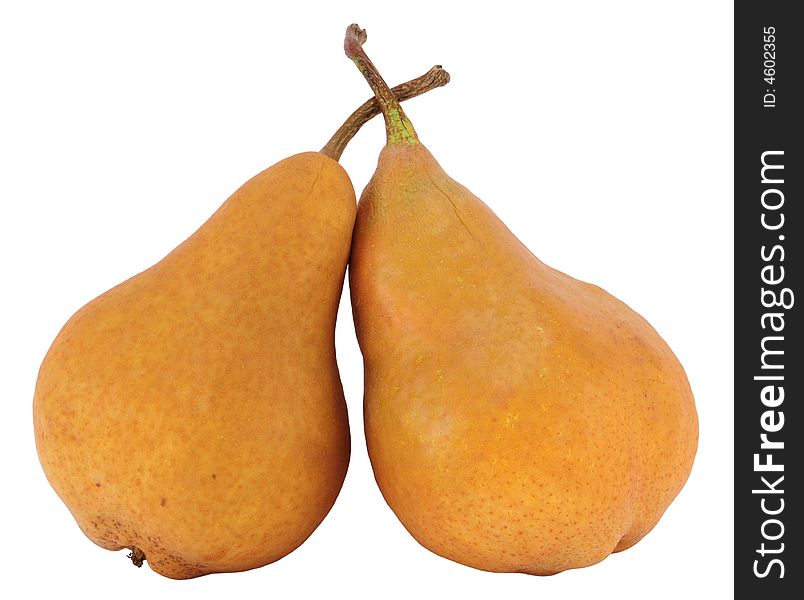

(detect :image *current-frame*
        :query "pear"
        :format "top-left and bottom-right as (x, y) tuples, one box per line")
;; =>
(33, 65), (449, 579)
(345, 25), (698, 575)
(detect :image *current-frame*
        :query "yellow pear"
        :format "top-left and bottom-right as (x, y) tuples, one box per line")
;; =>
(33, 66), (449, 579)
(345, 25), (698, 575)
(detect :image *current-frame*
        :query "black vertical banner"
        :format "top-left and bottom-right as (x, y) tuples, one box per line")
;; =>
(735, 3), (801, 597)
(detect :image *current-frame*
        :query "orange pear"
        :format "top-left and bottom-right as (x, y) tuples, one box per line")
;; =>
(33, 66), (449, 579)
(346, 25), (698, 575)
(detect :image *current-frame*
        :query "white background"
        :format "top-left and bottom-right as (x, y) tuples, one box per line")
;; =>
(0, 1), (733, 598)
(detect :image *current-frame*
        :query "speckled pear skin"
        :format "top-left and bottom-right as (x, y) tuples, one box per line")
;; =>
(33, 152), (354, 579)
(350, 143), (698, 575)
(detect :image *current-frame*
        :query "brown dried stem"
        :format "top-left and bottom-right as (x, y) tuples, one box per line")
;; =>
(321, 64), (448, 160)
(342, 24), (420, 146)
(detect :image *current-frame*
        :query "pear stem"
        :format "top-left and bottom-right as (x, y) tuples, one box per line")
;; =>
(321, 65), (448, 160)
(343, 24), (420, 146)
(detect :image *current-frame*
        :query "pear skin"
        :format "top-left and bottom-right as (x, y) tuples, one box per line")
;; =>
(346, 25), (698, 575)
(34, 152), (354, 578)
